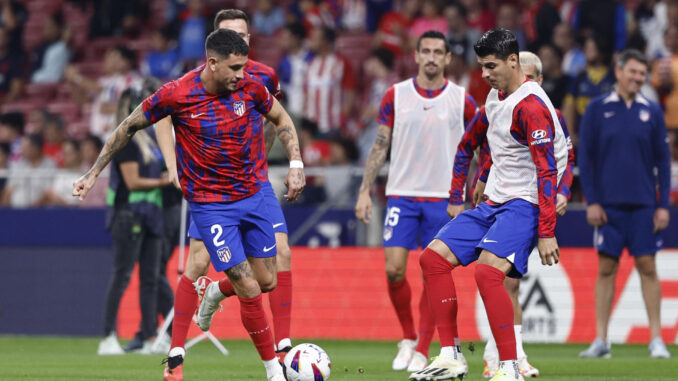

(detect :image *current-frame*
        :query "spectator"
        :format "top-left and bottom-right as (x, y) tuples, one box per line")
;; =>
(343, 0), (367, 31)
(36, 139), (81, 206)
(553, 22), (586, 77)
(141, 25), (182, 80)
(278, 22), (313, 118)
(539, 44), (570, 108)
(532, 0), (561, 48)
(300, 118), (330, 166)
(408, 0), (447, 48)
(495, 3), (527, 50)
(447, 48), (470, 90)
(358, 48), (397, 162)
(1, 134), (56, 207)
(30, 12), (70, 84)
(65, 45), (141, 138)
(78, 134), (107, 207)
(0, 142), (8, 191)
(329, 136), (359, 165)
(636, 0), (670, 60)
(562, 36), (616, 143)
(304, 26), (356, 135)
(0, 111), (23, 162)
(0, 26), (23, 105)
(252, 0), (286, 36)
(572, 0), (627, 53)
(651, 24), (678, 138)
(374, 0), (417, 56)
(41, 113), (65, 167)
(577, 49), (671, 360)
(459, 0), (494, 34)
(177, 0), (209, 67)
(0, 0), (26, 52)
(445, 2), (481, 67)
(89, 0), (148, 38)
(670, 131), (678, 205)
(366, 0), (393, 33)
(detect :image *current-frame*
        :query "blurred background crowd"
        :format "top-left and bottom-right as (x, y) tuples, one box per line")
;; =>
(1, 0), (678, 208)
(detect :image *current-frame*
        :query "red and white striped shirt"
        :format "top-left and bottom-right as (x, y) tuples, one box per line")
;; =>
(304, 52), (355, 133)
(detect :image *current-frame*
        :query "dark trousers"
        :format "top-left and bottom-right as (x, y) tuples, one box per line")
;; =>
(103, 209), (162, 340)
(157, 203), (182, 322)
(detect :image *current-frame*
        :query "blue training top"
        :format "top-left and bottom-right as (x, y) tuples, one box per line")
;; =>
(578, 91), (671, 209)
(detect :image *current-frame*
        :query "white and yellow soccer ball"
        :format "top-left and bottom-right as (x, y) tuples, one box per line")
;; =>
(283, 343), (331, 381)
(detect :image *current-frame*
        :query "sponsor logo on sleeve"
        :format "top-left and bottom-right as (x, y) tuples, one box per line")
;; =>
(530, 129), (551, 145)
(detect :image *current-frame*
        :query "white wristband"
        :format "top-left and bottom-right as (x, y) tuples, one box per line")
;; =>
(289, 160), (304, 169)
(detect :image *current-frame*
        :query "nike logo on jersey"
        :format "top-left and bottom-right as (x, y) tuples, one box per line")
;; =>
(263, 244), (276, 252)
(483, 238), (498, 243)
(191, 112), (205, 118)
(604, 111), (615, 118)
(423, 105), (434, 110)
(273, 223), (285, 228)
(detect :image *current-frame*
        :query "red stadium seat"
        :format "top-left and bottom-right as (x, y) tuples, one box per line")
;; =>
(2, 99), (45, 115)
(23, 83), (59, 102)
(46, 101), (81, 124)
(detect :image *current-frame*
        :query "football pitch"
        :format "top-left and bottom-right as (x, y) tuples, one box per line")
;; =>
(1, 337), (676, 380)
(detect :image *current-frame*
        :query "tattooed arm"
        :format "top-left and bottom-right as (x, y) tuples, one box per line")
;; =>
(264, 98), (305, 202)
(355, 124), (392, 224)
(72, 105), (151, 200)
(156, 116), (181, 189)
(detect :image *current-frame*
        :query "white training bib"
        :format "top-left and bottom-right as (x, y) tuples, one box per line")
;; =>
(386, 79), (467, 198)
(483, 81), (568, 204)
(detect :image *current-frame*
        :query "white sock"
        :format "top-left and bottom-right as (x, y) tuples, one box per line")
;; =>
(515, 325), (526, 359)
(263, 358), (282, 377)
(277, 338), (292, 351)
(499, 359), (519, 376)
(440, 346), (460, 359)
(484, 334), (498, 361)
(168, 347), (185, 358)
(208, 281), (227, 301)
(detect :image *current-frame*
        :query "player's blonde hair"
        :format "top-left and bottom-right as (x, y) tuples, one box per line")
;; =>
(519, 51), (542, 77)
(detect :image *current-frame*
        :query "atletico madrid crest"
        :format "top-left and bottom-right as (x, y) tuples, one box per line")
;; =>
(639, 109), (650, 122)
(233, 101), (246, 116)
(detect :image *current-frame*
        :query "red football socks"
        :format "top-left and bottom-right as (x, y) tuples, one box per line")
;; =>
(475, 264), (516, 361)
(170, 275), (199, 350)
(218, 277), (236, 297)
(388, 278), (417, 340)
(415, 287), (435, 357)
(239, 294), (276, 361)
(268, 270), (292, 346)
(420, 248), (457, 347)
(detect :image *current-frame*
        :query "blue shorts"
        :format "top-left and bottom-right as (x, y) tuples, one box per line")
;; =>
(382, 197), (450, 250)
(188, 181), (287, 239)
(594, 206), (663, 257)
(434, 199), (539, 278)
(189, 190), (276, 272)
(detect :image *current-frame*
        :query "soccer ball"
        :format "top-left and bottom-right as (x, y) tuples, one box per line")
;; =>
(283, 343), (331, 381)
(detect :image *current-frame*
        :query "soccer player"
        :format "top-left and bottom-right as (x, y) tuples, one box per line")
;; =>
(449, 51), (576, 378)
(73, 29), (305, 381)
(153, 10), (297, 379)
(410, 29), (568, 381)
(354, 30), (477, 372)
(578, 49), (671, 359)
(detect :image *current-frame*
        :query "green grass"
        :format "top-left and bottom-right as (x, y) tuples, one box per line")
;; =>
(0, 337), (676, 380)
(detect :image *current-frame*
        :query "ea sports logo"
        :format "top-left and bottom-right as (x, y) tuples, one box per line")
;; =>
(475, 249), (574, 343)
(531, 130), (547, 139)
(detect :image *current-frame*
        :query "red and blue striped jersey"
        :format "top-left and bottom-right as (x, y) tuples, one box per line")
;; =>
(142, 65), (274, 203)
(245, 59), (282, 182)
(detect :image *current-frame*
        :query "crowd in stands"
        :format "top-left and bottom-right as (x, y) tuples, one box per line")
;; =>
(1, 0), (678, 207)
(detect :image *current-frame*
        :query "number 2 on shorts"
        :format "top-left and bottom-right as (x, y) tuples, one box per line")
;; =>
(211, 224), (225, 246)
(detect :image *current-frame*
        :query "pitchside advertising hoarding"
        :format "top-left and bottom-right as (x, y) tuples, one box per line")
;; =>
(105, 247), (678, 344)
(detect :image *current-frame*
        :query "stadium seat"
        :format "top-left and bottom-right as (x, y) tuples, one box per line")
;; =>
(23, 83), (59, 102)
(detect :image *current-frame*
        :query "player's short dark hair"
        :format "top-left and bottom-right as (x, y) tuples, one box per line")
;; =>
(370, 48), (395, 70)
(417, 30), (449, 53)
(213, 9), (249, 31)
(0, 112), (24, 134)
(26, 133), (43, 149)
(83, 134), (104, 152)
(616, 49), (648, 69)
(205, 28), (249, 59)
(474, 28), (519, 60)
(285, 21), (306, 40)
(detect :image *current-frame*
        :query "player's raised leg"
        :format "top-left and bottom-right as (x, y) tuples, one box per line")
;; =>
(410, 239), (467, 381)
